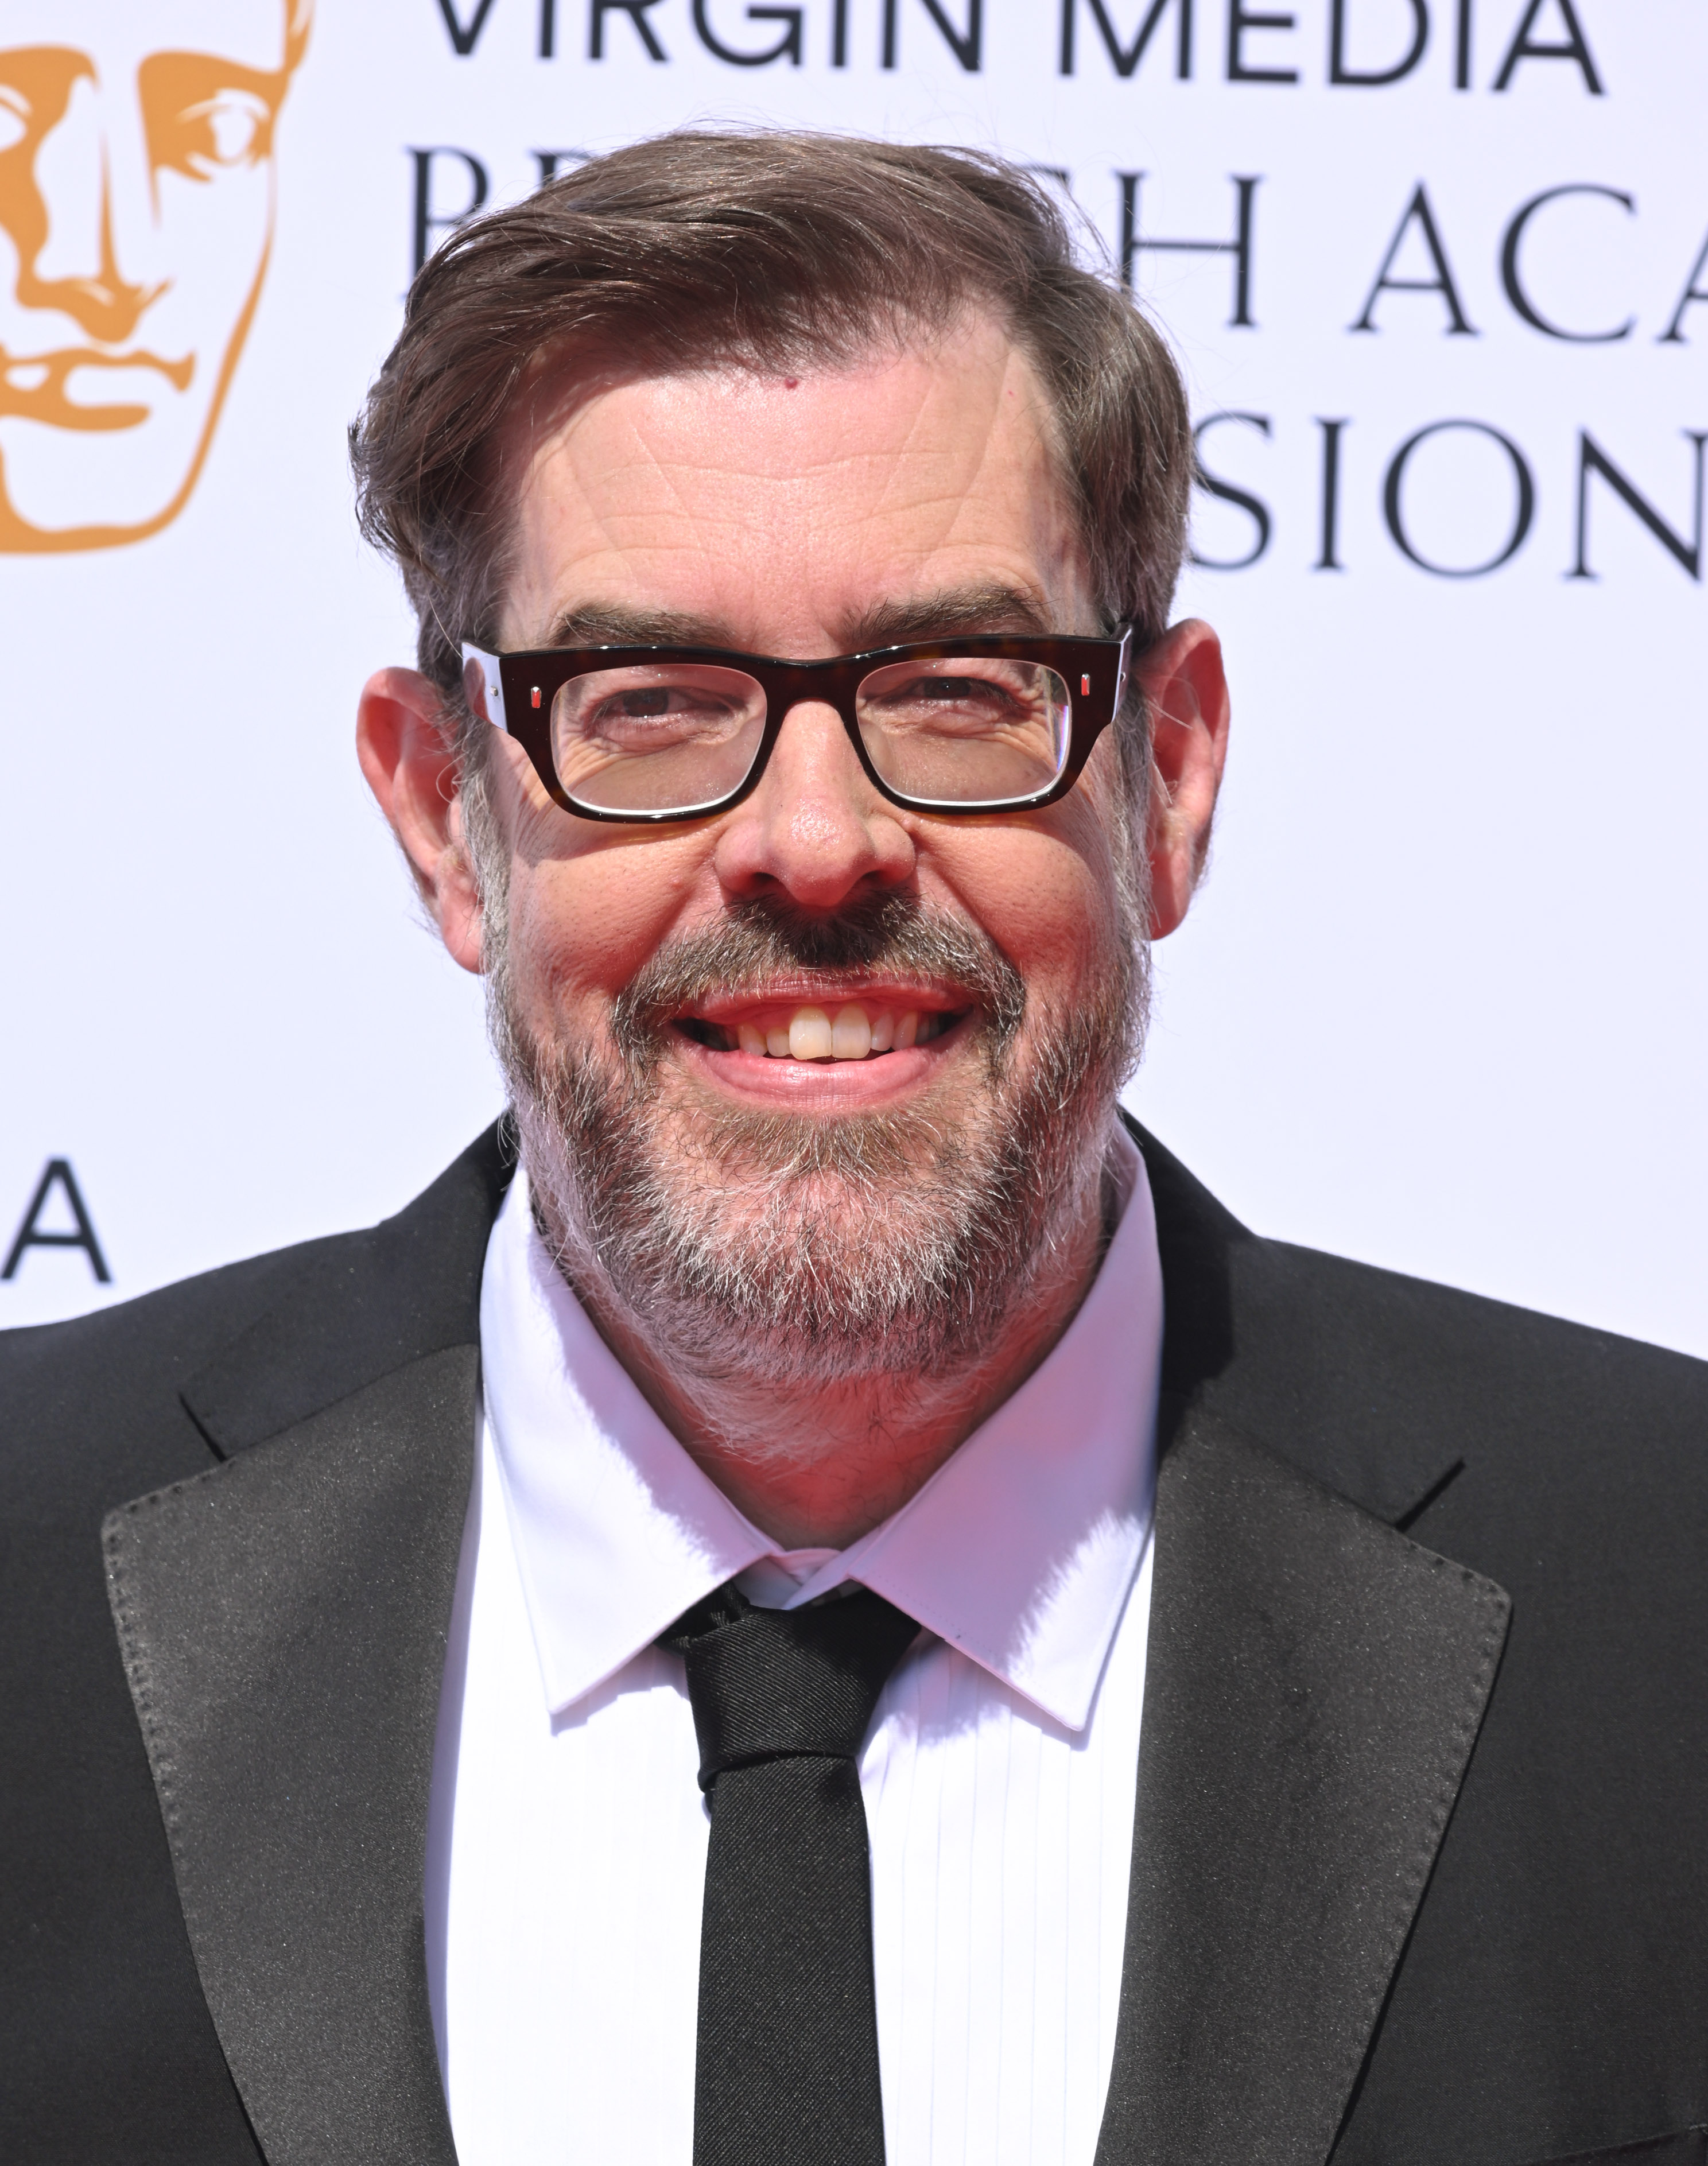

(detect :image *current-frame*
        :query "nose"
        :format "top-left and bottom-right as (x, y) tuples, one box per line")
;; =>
(19, 75), (160, 344)
(712, 700), (917, 911)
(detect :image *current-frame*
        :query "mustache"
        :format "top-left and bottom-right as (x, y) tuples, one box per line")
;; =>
(609, 891), (1027, 1069)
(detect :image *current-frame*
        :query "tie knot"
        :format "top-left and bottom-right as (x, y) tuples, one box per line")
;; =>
(663, 1585), (919, 1794)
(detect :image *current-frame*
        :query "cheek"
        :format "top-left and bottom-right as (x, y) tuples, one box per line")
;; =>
(933, 803), (1125, 1002)
(158, 169), (274, 325)
(503, 837), (701, 1022)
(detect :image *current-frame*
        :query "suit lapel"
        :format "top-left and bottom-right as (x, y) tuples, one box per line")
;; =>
(1095, 1402), (1510, 2165)
(99, 1113), (1503, 2164)
(103, 1342), (478, 2166)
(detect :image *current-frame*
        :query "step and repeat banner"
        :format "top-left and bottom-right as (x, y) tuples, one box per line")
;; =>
(4, 1), (1705, 1353)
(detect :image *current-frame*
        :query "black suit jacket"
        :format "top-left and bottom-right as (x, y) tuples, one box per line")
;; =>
(2, 1120), (1705, 2166)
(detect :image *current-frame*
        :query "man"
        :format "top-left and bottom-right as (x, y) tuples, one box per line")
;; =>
(2, 132), (1705, 2166)
(0, 0), (309, 552)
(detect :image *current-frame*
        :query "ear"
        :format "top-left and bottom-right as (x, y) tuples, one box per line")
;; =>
(355, 667), (487, 976)
(1131, 619), (1230, 941)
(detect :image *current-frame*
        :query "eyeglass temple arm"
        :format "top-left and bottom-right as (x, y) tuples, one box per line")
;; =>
(460, 642), (509, 733)
(1110, 627), (1133, 719)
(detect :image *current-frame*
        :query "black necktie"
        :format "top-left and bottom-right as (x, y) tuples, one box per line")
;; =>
(661, 1581), (920, 2166)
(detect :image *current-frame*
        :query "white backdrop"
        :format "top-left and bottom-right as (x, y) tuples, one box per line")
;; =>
(5, 0), (1705, 1358)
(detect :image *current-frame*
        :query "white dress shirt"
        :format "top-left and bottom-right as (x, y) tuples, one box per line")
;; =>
(426, 1127), (1164, 2165)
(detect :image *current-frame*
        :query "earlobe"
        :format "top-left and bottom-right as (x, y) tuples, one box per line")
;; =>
(355, 666), (487, 976)
(1132, 619), (1231, 941)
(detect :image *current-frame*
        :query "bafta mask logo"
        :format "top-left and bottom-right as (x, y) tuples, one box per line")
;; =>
(0, 1), (310, 553)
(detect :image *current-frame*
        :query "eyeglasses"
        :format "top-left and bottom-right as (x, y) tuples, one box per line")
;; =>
(459, 628), (1133, 824)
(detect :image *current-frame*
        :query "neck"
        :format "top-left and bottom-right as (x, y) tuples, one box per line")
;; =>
(538, 1162), (1117, 1551)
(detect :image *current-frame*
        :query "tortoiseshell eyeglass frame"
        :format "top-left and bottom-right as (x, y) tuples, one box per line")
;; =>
(458, 629), (1134, 825)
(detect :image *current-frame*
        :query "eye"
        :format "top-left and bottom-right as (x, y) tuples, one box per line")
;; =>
(552, 664), (766, 766)
(0, 51), (92, 160)
(200, 92), (267, 165)
(0, 87), (32, 157)
(912, 675), (1006, 704)
(163, 90), (272, 178)
(141, 53), (282, 184)
(875, 671), (1027, 721)
(589, 683), (741, 735)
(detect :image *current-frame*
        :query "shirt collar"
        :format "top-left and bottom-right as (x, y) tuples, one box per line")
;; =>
(480, 1125), (1163, 1734)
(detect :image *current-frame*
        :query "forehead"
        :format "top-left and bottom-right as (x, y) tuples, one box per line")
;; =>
(502, 318), (1087, 646)
(2, 1), (286, 71)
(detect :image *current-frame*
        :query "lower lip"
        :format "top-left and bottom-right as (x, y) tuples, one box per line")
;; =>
(671, 1012), (972, 1106)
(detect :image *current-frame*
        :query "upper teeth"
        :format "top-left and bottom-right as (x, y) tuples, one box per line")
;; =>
(725, 1002), (940, 1061)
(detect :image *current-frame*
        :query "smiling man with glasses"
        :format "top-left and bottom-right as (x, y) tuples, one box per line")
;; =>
(4, 130), (1707, 2166)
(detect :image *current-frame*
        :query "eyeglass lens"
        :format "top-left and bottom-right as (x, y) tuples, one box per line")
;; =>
(548, 657), (1074, 816)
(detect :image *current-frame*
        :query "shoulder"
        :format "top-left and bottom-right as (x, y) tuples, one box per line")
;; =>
(1187, 1185), (1708, 1742)
(1214, 1237), (1708, 2151)
(0, 1124), (514, 1526)
(0, 1128), (507, 2164)
(1130, 1116), (1708, 1528)
(0, 1238), (350, 1524)
(1232, 1229), (1708, 1484)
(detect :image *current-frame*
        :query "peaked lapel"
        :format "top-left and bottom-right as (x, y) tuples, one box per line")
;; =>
(98, 1115), (1508, 2164)
(103, 1342), (479, 2166)
(1094, 1402), (1510, 2165)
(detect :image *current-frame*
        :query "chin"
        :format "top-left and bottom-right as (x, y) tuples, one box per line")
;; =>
(0, 402), (217, 545)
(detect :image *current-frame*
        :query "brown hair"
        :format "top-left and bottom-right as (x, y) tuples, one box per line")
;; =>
(351, 129), (1191, 709)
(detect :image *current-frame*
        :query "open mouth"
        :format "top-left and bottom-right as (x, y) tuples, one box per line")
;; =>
(674, 997), (966, 1063)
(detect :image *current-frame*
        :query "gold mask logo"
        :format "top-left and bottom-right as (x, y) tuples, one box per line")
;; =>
(0, 0), (310, 553)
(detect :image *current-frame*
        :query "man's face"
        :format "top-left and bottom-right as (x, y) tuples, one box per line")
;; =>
(0, 1), (297, 550)
(479, 319), (1146, 1415)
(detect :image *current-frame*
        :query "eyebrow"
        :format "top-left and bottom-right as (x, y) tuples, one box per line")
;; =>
(537, 583), (1059, 658)
(540, 603), (724, 649)
(840, 584), (1057, 650)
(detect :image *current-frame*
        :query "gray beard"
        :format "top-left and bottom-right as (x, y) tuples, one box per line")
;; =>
(484, 882), (1150, 1445)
